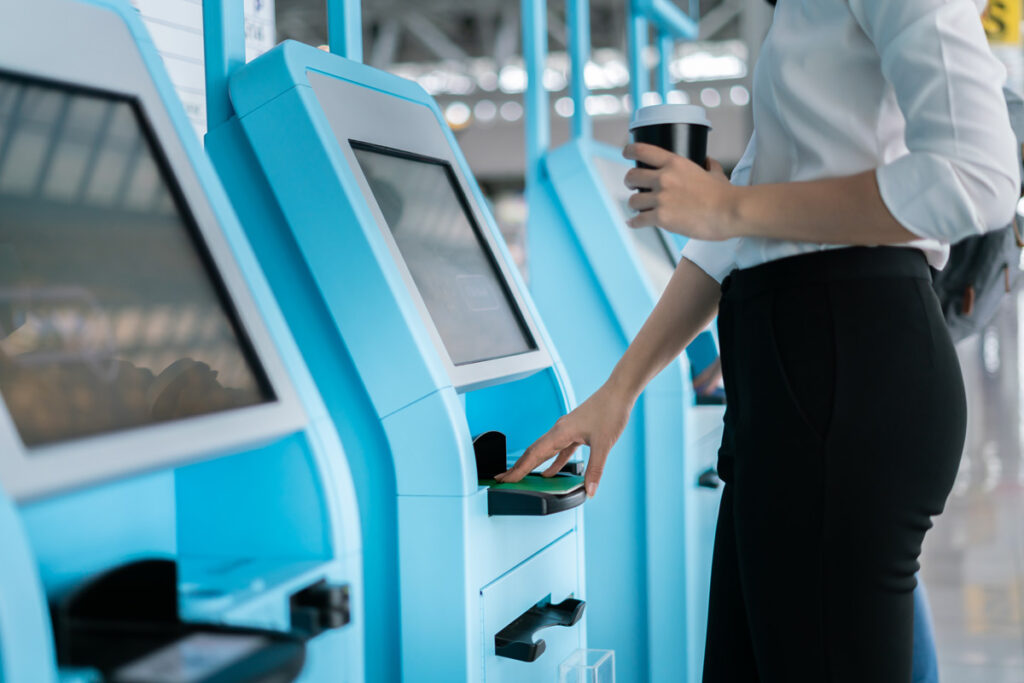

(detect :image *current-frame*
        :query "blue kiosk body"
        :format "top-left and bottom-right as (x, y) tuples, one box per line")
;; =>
(202, 4), (588, 681)
(0, 1), (363, 680)
(521, 1), (724, 680)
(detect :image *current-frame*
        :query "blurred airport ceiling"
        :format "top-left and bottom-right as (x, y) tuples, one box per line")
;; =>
(277, 0), (749, 65)
(274, 0), (772, 175)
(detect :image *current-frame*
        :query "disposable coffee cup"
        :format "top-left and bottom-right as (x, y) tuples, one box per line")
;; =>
(629, 103), (712, 170)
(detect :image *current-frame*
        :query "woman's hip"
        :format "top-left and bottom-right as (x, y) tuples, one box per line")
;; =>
(716, 246), (966, 485)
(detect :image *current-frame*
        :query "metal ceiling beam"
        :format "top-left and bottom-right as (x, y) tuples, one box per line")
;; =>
(475, 1), (498, 56)
(698, 0), (744, 39)
(361, 0), (623, 16)
(402, 12), (469, 61)
(494, 2), (519, 63)
(547, 9), (568, 48)
(370, 18), (402, 67)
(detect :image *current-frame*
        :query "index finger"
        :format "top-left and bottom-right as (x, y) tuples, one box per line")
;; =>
(495, 429), (564, 483)
(623, 142), (676, 169)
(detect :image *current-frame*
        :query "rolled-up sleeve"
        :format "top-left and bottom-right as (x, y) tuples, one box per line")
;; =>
(849, 0), (1020, 242)
(680, 134), (756, 282)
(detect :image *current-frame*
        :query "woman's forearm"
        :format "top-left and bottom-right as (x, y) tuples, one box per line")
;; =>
(606, 256), (721, 401)
(625, 145), (919, 245)
(725, 170), (918, 245)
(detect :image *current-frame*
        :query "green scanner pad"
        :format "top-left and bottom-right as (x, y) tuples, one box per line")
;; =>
(480, 473), (584, 494)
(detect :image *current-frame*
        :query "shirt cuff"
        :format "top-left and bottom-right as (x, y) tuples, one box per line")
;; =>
(875, 153), (986, 243)
(680, 238), (741, 283)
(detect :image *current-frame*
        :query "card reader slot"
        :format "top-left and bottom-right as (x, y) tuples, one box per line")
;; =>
(474, 431), (587, 516)
(494, 597), (586, 662)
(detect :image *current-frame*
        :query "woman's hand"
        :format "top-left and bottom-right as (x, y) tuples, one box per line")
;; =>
(623, 143), (737, 241)
(494, 382), (637, 499)
(693, 356), (724, 397)
(625, 143), (919, 246)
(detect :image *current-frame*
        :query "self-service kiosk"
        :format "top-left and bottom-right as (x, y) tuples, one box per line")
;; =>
(202, 2), (588, 682)
(0, 1), (362, 680)
(521, 1), (724, 680)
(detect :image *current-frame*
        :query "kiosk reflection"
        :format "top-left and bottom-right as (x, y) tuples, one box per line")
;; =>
(0, 77), (269, 446)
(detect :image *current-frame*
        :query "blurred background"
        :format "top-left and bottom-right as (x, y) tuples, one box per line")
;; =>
(129, 0), (1024, 679)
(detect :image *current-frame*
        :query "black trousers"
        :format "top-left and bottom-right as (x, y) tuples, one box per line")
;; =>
(704, 247), (967, 683)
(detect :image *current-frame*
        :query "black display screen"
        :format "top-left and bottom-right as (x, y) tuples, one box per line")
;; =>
(352, 142), (536, 366)
(0, 74), (273, 447)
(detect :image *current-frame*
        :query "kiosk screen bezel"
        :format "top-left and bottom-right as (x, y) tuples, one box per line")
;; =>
(305, 70), (553, 391)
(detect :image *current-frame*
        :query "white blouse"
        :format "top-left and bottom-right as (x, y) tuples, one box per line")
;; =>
(681, 0), (1021, 282)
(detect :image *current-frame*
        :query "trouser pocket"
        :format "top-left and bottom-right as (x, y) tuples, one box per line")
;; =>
(768, 285), (836, 442)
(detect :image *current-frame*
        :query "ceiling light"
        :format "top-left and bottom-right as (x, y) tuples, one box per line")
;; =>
(474, 100), (497, 122)
(640, 92), (662, 107)
(499, 100), (524, 122)
(729, 85), (750, 106)
(700, 88), (722, 108)
(499, 65), (527, 94)
(544, 68), (567, 92)
(554, 97), (575, 118)
(444, 101), (472, 128)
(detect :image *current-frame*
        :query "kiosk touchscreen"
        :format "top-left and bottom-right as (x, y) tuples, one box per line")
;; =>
(350, 143), (537, 366)
(203, 17), (587, 680)
(529, 121), (725, 682)
(0, 2), (362, 680)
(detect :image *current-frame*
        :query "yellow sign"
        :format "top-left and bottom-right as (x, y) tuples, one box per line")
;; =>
(984, 0), (1022, 45)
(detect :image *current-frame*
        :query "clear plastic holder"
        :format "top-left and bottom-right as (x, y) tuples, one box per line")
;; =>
(558, 648), (615, 683)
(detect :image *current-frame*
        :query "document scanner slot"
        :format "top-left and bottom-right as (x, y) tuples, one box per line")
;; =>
(474, 431), (586, 517)
(51, 559), (307, 682)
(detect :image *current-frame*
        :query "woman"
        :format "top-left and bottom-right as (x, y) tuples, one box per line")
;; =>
(496, 0), (1019, 680)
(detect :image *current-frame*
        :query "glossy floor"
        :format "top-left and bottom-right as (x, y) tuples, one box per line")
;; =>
(920, 291), (1024, 683)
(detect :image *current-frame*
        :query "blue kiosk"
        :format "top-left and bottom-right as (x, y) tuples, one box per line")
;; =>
(0, 0), (363, 680)
(522, 1), (725, 681)
(202, 1), (588, 681)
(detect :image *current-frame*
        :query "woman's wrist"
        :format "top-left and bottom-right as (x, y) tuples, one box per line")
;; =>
(604, 363), (644, 405)
(716, 183), (747, 240)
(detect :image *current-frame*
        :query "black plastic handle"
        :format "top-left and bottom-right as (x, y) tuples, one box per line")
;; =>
(495, 598), (586, 662)
(290, 581), (351, 638)
(697, 467), (721, 489)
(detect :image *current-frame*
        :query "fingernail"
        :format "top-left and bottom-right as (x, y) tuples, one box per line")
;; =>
(586, 483), (597, 498)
